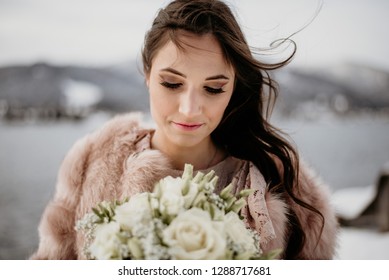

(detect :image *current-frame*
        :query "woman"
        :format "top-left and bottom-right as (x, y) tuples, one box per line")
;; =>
(31, 0), (338, 260)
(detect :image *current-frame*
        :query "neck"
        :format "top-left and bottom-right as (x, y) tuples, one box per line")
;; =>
(151, 133), (218, 170)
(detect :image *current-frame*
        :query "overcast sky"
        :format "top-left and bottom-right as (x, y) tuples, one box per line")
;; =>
(0, 0), (388, 70)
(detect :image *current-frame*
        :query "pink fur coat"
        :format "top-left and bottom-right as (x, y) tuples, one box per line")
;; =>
(30, 113), (338, 259)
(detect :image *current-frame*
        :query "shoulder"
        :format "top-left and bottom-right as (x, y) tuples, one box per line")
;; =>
(296, 160), (333, 206)
(71, 112), (152, 157)
(295, 159), (336, 221)
(56, 112), (153, 194)
(89, 112), (153, 146)
(267, 154), (336, 218)
(291, 159), (339, 259)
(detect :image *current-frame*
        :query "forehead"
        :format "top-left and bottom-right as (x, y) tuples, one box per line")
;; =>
(151, 32), (234, 75)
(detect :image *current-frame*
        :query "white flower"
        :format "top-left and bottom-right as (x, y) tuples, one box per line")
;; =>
(224, 212), (259, 259)
(127, 237), (144, 259)
(115, 192), (152, 231)
(89, 222), (121, 259)
(162, 208), (227, 260)
(157, 176), (185, 217)
(76, 164), (272, 260)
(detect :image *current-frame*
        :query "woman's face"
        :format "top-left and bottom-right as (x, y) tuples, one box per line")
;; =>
(146, 32), (235, 151)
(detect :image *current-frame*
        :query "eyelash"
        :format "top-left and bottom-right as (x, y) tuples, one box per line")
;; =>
(204, 86), (225, 95)
(160, 81), (182, 89)
(159, 82), (225, 95)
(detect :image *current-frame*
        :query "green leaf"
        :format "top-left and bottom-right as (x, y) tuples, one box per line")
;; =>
(258, 248), (283, 260)
(192, 192), (207, 207)
(229, 197), (246, 213)
(92, 207), (101, 217)
(225, 196), (237, 210)
(238, 189), (255, 198)
(220, 183), (233, 200)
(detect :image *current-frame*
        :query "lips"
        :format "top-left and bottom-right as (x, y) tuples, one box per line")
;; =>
(172, 121), (203, 131)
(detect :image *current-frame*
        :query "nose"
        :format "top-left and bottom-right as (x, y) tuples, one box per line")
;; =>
(178, 88), (202, 117)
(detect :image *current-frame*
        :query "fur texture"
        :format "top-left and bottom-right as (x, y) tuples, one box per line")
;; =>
(30, 113), (338, 259)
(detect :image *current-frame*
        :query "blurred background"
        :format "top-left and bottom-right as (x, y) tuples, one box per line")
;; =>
(0, 0), (388, 259)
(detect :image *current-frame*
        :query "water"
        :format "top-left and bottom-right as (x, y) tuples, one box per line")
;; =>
(0, 112), (388, 259)
(0, 112), (110, 259)
(273, 113), (389, 190)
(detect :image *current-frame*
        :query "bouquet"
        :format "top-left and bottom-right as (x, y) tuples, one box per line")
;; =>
(76, 164), (280, 260)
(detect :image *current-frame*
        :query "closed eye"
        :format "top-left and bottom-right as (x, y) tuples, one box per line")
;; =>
(204, 86), (225, 95)
(160, 81), (182, 89)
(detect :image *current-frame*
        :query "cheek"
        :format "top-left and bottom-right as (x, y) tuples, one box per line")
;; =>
(212, 95), (232, 119)
(149, 86), (173, 118)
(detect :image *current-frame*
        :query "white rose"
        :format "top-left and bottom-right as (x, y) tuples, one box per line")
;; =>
(157, 176), (185, 217)
(115, 192), (152, 230)
(89, 222), (121, 259)
(224, 212), (258, 258)
(162, 208), (226, 260)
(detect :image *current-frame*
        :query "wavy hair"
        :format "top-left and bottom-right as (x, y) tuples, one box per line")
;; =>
(142, 0), (324, 259)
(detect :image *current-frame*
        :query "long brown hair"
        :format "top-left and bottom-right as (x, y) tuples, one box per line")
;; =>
(142, 0), (324, 259)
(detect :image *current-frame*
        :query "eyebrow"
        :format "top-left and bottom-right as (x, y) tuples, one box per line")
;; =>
(161, 67), (186, 78)
(205, 75), (230, 81)
(160, 67), (230, 81)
